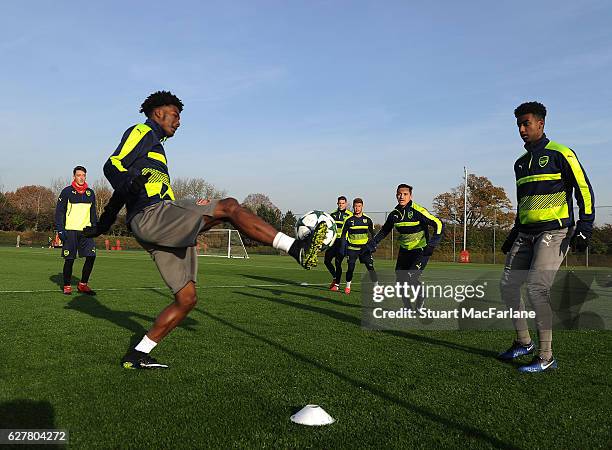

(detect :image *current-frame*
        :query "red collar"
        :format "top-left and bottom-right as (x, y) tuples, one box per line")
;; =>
(72, 180), (88, 194)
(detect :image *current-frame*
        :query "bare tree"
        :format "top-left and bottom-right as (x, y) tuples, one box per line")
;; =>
(91, 178), (113, 219)
(172, 177), (227, 200)
(242, 193), (280, 215)
(50, 177), (71, 198)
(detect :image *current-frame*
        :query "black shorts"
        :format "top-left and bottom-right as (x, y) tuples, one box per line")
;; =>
(62, 230), (96, 259)
(347, 248), (374, 265)
(395, 247), (426, 271)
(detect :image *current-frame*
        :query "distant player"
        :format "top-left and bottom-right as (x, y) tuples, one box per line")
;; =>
(498, 101), (595, 373)
(338, 198), (378, 295)
(85, 91), (326, 369)
(365, 184), (443, 307)
(324, 196), (353, 292)
(54, 166), (97, 295)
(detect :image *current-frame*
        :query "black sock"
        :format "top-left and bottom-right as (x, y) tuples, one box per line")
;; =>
(63, 259), (75, 285)
(334, 261), (343, 284)
(346, 267), (355, 283)
(368, 269), (378, 283)
(81, 256), (96, 283)
(288, 240), (301, 260)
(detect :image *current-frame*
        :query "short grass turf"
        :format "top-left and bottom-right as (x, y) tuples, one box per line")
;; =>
(0, 247), (610, 449)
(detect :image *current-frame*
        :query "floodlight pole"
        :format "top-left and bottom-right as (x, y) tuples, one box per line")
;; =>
(452, 198), (457, 262)
(452, 215), (456, 262)
(493, 207), (497, 264)
(463, 166), (468, 251)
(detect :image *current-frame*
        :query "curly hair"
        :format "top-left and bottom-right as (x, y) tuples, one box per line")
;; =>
(140, 91), (184, 117)
(514, 101), (546, 120)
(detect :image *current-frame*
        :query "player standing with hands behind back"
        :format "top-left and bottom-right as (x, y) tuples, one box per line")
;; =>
(55, 166), (97, 295)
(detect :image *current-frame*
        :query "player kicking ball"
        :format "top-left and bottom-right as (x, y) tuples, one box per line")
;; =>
(84, 91), (327, 369)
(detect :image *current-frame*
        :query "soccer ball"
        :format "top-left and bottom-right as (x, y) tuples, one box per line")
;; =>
(295, 211), (337, 251)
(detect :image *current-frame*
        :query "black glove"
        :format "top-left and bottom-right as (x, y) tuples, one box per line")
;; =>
(422, 244), (435, 257)
(501, 228), (518, 254)
(82, 225), (100, 238)
(570, 222), (592, 252)
(363, 240), (377, 255)
(127, 173), (151, 195)
(83, 190), (126, 238)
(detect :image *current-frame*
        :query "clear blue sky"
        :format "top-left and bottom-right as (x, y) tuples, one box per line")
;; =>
(1, 1), (611, 221)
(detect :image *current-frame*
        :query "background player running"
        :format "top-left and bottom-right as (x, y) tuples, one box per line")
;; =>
(365, 184), (443, 308)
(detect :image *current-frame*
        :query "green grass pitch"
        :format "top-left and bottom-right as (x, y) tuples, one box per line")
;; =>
(0, 247), (610, 448)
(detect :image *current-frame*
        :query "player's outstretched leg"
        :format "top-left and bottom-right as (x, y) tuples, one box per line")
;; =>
(122, 282), (198, 369)
(210, 198), (327, 269)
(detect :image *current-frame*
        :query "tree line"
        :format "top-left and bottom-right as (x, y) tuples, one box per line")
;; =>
(1, 174), (610, 254)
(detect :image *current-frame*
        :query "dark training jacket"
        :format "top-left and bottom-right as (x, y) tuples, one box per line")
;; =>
(341, 214), (376, 250)
(55, 186), (97, 231)
(512, 135), (594, 234)
(329, 208), (353, 238)
(103, 119), (175, 223)
(374, 201), (443, 251)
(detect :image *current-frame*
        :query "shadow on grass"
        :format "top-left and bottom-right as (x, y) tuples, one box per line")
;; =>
(238, 274), (310, 287)
(240, 274), (360, 308)
(50, 273), (79, 288)
(64, 294), (198, 350)
(241, 287), (498, 359)
(0, 399), (64, 449)
(192, 307), (517, 450)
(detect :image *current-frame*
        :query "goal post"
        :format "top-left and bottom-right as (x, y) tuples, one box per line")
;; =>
(196, 229), (249, 259)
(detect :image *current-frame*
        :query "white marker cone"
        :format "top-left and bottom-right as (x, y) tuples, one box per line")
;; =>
(290, 405), (335, 426)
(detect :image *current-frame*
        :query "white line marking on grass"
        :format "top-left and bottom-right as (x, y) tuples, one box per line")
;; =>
(0, 282), (328, 294)
(199, 283), (328, 289)
(1, 249), (327, 271)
